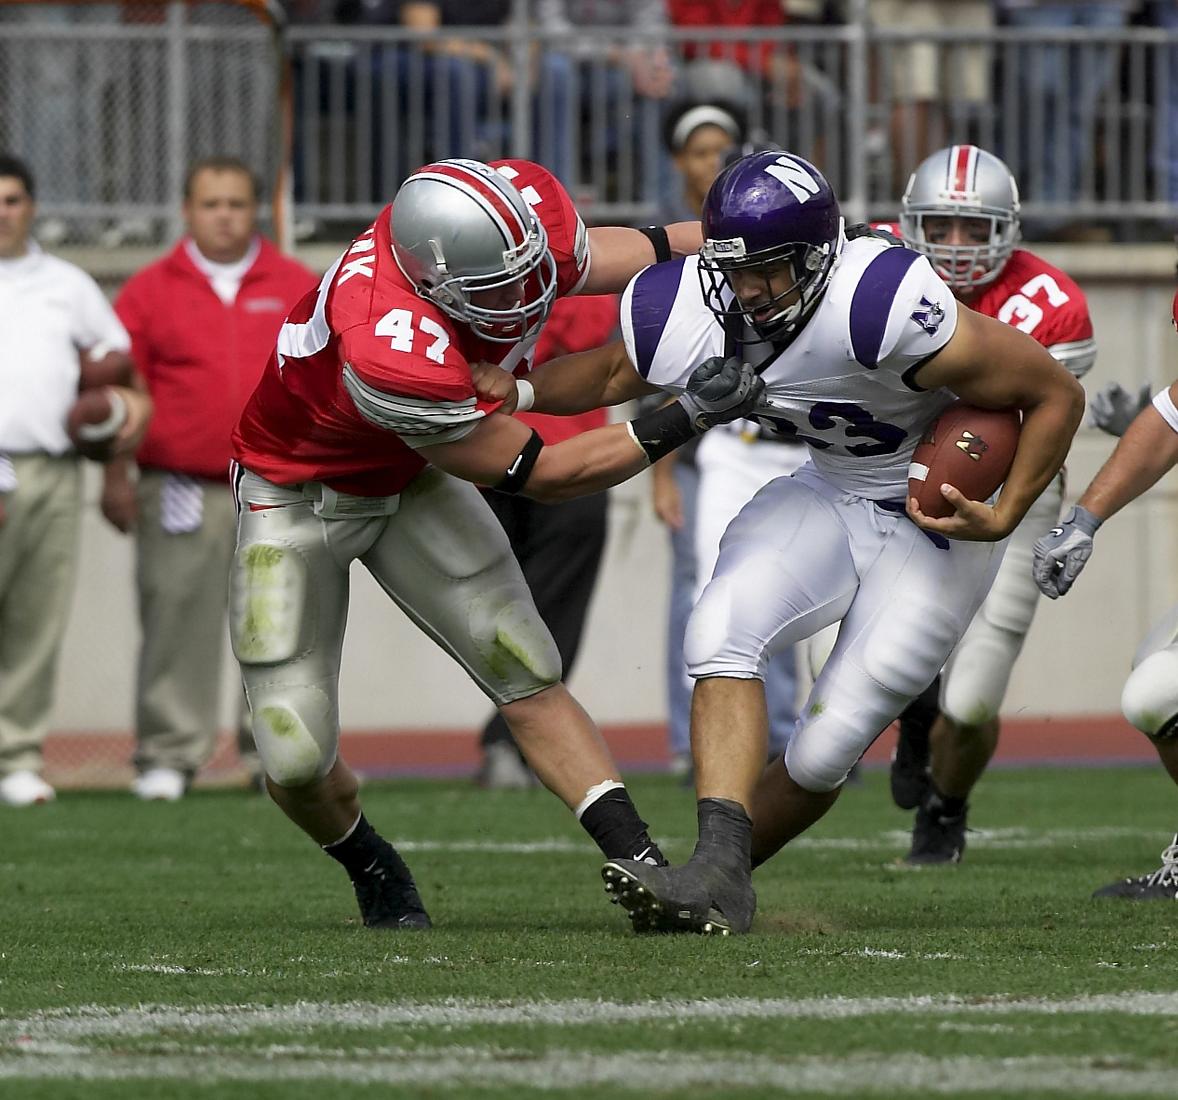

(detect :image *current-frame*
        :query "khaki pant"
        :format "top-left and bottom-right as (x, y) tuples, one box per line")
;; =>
(870, 0), (993, 102)
(134, 469), (253, 776)
(0, 454), (81, 775)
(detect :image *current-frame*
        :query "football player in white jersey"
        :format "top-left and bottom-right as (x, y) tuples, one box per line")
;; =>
(878, 145), (1098, 865)
(1032, 292), (1178, 901)
(509, 149), (1083, 934)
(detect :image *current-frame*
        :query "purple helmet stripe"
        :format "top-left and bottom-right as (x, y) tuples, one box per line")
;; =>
(630, 258), (686, 379)
(849, 247), (922, 369)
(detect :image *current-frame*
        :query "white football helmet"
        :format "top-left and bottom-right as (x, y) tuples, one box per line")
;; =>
(900, 145), (1020, 292)
(390, 159), (557, 343)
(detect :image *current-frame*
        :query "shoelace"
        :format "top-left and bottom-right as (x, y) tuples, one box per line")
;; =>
(1142, 835), (1178, 888)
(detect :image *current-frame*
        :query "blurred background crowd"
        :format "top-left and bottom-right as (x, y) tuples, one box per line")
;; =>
(2, 0), (1177, 250)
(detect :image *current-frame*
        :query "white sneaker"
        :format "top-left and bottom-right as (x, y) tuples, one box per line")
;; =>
(132, 767), (186, 802)
(0, 770), (56, 806)
(475, 742), (534, 790)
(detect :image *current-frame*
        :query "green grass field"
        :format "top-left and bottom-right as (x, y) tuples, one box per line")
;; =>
(2, 765), (1178, 1099)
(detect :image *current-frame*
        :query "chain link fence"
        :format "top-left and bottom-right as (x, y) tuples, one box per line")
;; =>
(0, 0), (285, 250)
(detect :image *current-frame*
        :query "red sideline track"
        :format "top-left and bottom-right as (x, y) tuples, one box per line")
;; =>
(42, 715), (1158, 788)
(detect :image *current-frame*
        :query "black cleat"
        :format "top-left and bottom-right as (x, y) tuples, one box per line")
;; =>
(601, 858), (756, 935)
(353, 860), (433, 930)
(1093, 835), (1178, 900)
(905, 799), (967, 865)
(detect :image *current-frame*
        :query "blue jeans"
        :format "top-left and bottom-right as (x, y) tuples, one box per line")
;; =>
(1005, 5), (1130, 205)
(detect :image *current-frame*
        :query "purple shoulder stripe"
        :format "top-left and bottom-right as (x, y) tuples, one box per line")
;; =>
(630, 258), (686, 379)
(849, 246), (922, 369)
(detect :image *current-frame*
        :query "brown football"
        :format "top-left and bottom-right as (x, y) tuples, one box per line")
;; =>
(907, 403), (1021, 520)
(66, 387), (128, 461)
(78, 346), (133, 390)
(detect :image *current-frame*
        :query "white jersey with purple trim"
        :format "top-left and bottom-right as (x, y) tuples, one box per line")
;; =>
(620, 236), (960, 499)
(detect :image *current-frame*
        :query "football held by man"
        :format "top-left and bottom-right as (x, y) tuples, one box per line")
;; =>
(593, 150), (1084, 934)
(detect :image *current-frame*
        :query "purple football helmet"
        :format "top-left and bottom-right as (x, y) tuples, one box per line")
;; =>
(698, 151), (842, 340)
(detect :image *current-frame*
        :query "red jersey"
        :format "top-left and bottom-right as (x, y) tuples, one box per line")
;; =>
(967, 249), (1095, 376)
(869, 229), (1096, 376)
(232, 161), (591, 496)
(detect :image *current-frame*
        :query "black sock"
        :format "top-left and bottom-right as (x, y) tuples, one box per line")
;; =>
(692, 797), (752, 874)
(899, 674), (940, 751)
(322, 814), (414, 883)
(925, 783), (967, 820)
(579, 787), (666, 865)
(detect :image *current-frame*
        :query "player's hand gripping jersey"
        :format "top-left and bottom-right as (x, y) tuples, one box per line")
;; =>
(621, 234), (959, 500)
(232, 161), (590, 497)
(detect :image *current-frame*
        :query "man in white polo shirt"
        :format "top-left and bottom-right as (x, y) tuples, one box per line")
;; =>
(0, 153), (151, 806)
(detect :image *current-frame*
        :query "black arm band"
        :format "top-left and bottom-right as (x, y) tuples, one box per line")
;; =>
(627, 401), (698, 464)
(638, 225), (672, 265)
(493, 429), (544, 495)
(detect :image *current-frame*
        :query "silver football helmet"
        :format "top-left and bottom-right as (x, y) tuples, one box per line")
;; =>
(900, 145), (1020, 292)
(390, 159), (557, 343)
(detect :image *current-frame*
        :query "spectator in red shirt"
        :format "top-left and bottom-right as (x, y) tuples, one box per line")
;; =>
(104, 157), (316, 801)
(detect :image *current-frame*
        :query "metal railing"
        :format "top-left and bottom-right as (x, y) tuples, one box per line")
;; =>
(1, 7), (1174, 245)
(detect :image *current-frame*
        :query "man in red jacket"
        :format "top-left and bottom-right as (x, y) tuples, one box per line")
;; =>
(104, 157), (316, 801)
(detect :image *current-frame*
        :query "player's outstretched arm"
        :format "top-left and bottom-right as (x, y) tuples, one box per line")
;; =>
(909, 305), (1085, 542)
(472, 339), (660, 418)
(1078, 382), (1178, 523)
(424, 356), (763, 504)
(582, 223), (703, 295)
(1034, 383), (1178, 598)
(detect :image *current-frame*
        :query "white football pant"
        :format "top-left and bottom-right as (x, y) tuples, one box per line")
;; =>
(939, 472), (1064, 726)
(685, 464), (1006, 792)
(230, 467), (561, 787)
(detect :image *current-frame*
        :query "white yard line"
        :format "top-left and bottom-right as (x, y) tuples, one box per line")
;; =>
(8, 992), (1178, 1043)
(391, 826), (1162, 856)
(0, 1049), (1175, 1094)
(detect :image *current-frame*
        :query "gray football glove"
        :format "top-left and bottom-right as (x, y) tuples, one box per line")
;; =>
(1089, 381), (1152, 438)
(677, 355), (766, 433)
(1032, 504), (1103, 599)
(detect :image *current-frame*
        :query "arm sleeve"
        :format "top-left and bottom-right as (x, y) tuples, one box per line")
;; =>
(74, 271), (132, 354)
(619, 256), (722, 391)
(493, 160), (590, 297)
(339, 325), (493, 450)
(854, 250), (958, 389)
(1153, 387), (1178, 435)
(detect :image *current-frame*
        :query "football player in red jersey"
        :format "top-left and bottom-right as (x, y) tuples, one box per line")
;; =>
(887, 145), (1097, 864)
(229, 157), (762, 930)
(1033, 290), (1178, 900)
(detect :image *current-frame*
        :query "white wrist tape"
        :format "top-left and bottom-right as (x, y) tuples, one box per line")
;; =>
(515, 377), (535, 414)
(1152, 387), (1178, 435)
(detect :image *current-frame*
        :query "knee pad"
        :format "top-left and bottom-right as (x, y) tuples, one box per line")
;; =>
(784, 708), (861, 793)
(1121, 648), (1178, 742)
(230, 540), (310, 665)
(470, 584), (562, 702)
(250, 683), (337, 787)
(941, 621), (1024, 728)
